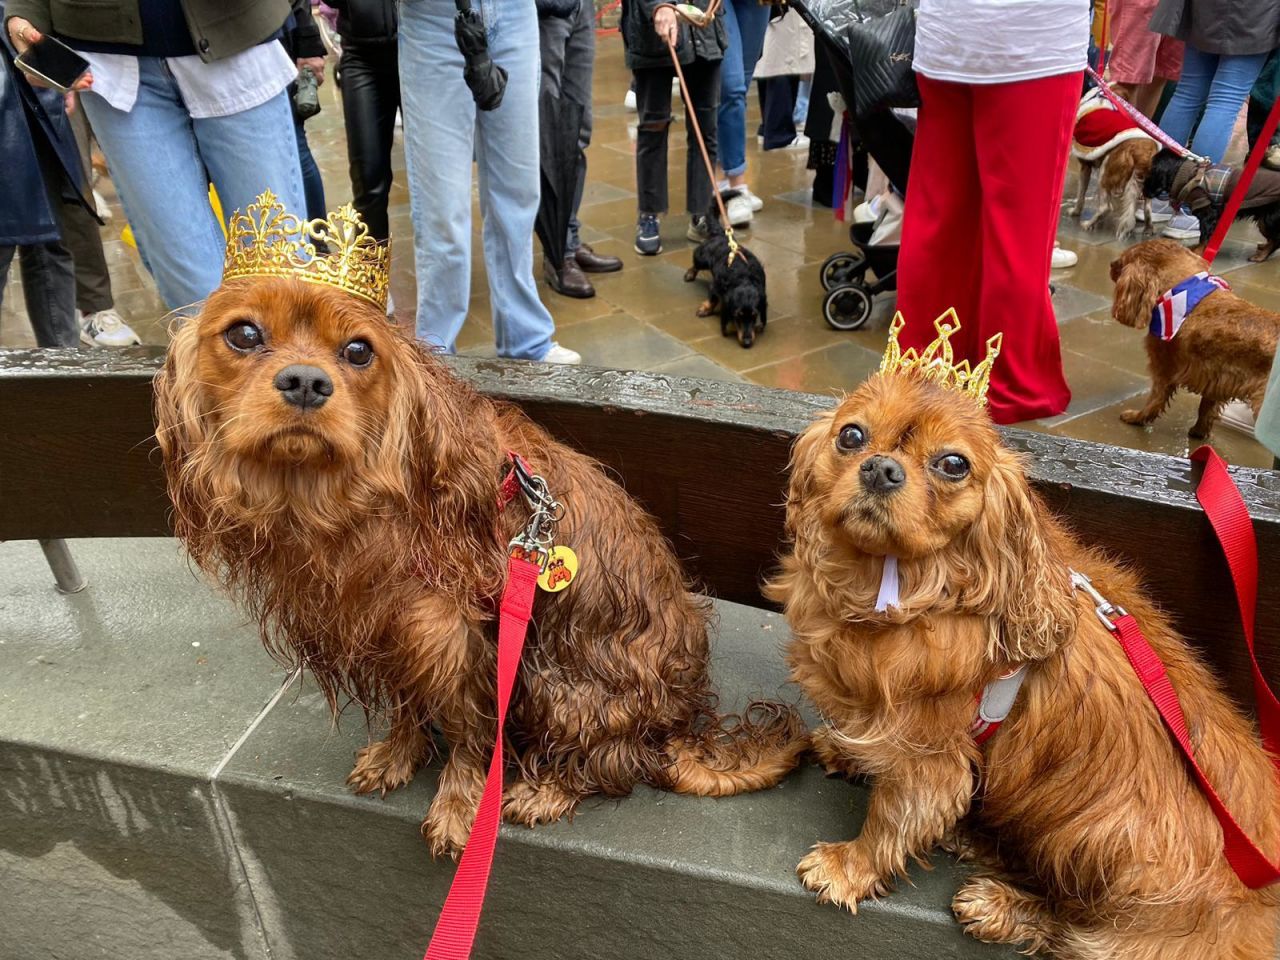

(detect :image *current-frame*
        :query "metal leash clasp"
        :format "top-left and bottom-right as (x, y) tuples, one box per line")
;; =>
(507, 462), (564, 573)
(1069, 569), (1127, 632)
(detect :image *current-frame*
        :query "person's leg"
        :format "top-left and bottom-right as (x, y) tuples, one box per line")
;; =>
(1188, 51), (1269, 163)
(761, 75), (798, 148)
(896, 75), (981, 356)
(856, 109), (913, 196)
(561, 0), (595, 254)
(683, 59), (721, 217)
(339, 42), (400, 242)
(79, 58), (226, 311)
(718, 0), (770, 187)
(971, 72), (1079, 423)
(294, 115), (327, 221)
(197, 90), (306, 241)
(1158, 44), (1216, 148)
(399, 0), (477, 349)
(17, 241), (78, 347)
(540, 9), (577, 252)
(474, 0), (556, 360)
(635, 66), (674, 215)
(58, 197), (114, 315)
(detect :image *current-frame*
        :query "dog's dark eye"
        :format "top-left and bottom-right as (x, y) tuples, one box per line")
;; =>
(224, 322), (264, 352)
(835, 424), (867, 452)
(932, 454), (971, 480)
(342, 339), (374, 367)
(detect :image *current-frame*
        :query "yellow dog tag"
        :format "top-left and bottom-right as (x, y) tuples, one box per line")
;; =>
(537, 546), (578, 593)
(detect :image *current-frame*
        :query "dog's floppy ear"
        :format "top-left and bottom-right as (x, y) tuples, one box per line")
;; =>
(1111, 255), (1160, 329)
(153, 318), (211, 473)
(783, 408), (834, 539)
(958, 451), (1076, 663)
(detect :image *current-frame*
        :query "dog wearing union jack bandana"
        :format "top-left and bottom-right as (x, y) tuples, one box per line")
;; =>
(1110, 238), (1280, 437)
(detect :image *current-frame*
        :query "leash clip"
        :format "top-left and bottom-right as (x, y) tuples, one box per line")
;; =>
(1070, 570), (1127, 632)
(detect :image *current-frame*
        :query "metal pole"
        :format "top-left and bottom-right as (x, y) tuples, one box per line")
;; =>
(38, 539), (88, 594)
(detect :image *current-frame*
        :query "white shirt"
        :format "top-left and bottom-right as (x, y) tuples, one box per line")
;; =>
(913, 0), (1090, 85)
(76, 42), (297, 119)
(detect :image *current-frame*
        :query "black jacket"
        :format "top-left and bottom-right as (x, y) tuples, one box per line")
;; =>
(282, 0), (325, 60)
(328, 0), (396, 45)
(622, 0), (725, 70)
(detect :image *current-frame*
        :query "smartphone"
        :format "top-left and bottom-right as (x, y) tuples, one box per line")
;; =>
(15, 34), (90, 94)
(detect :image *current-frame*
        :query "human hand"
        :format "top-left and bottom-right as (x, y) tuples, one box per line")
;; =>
(653, 5), (678, 46)
(6, 17), (94, 91)
(298, 57), (326, 84)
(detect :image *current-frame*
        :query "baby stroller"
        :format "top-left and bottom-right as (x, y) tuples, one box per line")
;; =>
(792, 0), (915, 331)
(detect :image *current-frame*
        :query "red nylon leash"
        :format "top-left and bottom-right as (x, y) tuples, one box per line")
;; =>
(422, 454), (546, 959)
(1203, 95), (1280, 263)
(1100, 446), (1280, 888)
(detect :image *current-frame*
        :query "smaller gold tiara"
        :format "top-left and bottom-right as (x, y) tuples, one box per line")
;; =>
(222, 190), (391, 311)
(879, 310), (1002, 407)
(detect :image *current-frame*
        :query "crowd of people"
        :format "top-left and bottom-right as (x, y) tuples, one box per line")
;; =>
(2, 0), (1280, 431)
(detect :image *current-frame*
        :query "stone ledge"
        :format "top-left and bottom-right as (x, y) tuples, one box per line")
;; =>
(1, 538), (1016, 959)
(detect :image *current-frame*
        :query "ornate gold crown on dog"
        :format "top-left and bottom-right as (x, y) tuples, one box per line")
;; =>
(879, 310), (1002, 406)
(222, 190), (391, 311)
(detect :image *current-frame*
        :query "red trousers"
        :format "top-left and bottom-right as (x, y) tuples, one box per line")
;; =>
(896, 72), (1081, 424)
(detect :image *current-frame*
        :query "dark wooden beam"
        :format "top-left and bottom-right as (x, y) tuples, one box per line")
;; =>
(3, 347), (1278, 706)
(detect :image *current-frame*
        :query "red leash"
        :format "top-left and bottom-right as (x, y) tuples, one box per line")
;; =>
(423, 456), (562, 959)
(1203, 94), (1280, 263)
(1081, 447), (1280, 888)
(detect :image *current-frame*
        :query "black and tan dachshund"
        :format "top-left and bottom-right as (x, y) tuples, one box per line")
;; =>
(684, 193), (767, 348)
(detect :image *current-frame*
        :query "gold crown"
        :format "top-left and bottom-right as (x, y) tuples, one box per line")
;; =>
(222, 190), (390, 311)
(879, 310), (1002, 406)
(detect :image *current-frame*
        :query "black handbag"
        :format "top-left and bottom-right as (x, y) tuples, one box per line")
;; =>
(844, 0), (919, 120)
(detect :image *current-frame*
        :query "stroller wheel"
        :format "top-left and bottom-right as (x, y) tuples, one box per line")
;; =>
(823, 284), (873, 331)
(820, 252), (867, 292)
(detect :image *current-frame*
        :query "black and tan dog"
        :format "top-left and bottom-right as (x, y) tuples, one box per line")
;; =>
(684, 193), (767, 348)
(1145, 148), (1280, 262)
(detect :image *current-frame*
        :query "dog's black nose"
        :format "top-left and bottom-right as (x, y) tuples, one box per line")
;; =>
(274, 364), (333, 409)
(860, 455), (905, 495)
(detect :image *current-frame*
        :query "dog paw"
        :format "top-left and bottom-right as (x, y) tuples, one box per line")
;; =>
(696, 300), (716, 318)
(347, 740), (418, 797)
(503, 779), (579, 827)
(1119, 409), (1149, 426)
(809, 725), (859, 779)
(683, 267), (697, 282)
(953, 876), (1050, 951)
(421, 797), (475, 860)
(797, 841), (888, 913)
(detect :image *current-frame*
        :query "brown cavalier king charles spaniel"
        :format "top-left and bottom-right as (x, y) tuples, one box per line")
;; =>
(154, 277), (804, 856)
(767, 371), (1279, 959)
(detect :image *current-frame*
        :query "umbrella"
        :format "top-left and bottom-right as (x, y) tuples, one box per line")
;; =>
(454, 0), (506, 112)
(535, 90), (584, 268)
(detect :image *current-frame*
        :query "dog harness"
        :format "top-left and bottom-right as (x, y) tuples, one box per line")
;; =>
(1149, 272), (1230, 340)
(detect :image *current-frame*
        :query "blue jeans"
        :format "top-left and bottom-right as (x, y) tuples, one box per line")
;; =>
(81, 58), (304, 312)
(718, 0), (770, 179)
(1159, 45), (1268, 163)
(399, 0), (555, 359)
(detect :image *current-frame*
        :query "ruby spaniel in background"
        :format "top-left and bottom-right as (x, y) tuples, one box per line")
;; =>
(153, 272), (805, 857)
(1110, 238), (1280, 438)
(767, 318), (1279, 959)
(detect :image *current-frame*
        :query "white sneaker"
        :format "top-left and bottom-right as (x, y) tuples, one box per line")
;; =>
(624, 88), (637, 111)
(92, 188), (113, 222)
(785, 134), (810, 150)
(853, 197), (881, 224)
(78, 308), (141, 347)
(717, 182), (765, 212)
(1163, 212), (1201, 242)
(385, 292), (395, 317)
(725, 192), (754, 227)
(541, 343), (581, 365)
(1051, 243), (1078, 269)
(1148, 198), (1175, 224)
(1218, 400), (1256, 437)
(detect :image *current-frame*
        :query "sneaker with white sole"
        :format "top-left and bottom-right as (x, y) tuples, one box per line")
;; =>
(1051, 243), (1078, 269)
(541, 343), (581, 365)
(686, 215), (712, 243)
(1218, 399), (1256, 436)
(717, 182), (765, 213)
(385, 292), (396, 316)
(1147, 198), (1175, 224)
(724, 192), (753, 227)
(624, 88), (637, 111)
(92, 188), (113, 222)
(1163, 211), (1201, 243)
(78, 308), (141, 347)
(785, 134), (810, 150)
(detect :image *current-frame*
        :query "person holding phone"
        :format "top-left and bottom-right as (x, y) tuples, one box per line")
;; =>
(4, 0), (306, 313)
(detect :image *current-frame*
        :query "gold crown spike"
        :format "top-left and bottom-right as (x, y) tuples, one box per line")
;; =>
(222, 190), (391, 311)
(879, 309), (1003, 407)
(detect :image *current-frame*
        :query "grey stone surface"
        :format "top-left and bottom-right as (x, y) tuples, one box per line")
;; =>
(2, 538), (1016, 959)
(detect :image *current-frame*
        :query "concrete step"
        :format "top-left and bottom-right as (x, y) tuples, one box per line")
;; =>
(1, 538), (1016, 960)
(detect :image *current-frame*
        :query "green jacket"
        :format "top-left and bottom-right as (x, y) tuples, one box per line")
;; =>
(5, 0), (291, 62)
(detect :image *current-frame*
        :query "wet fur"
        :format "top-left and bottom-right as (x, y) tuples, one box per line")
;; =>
(1110, 238), (1280, 437)
(684, 192), (767, 348)
(154, 277), (805, 856)
(1072, 138), (1159, 242)
(767, 373), (1280, 958)
(1145, 149), (1280, 262)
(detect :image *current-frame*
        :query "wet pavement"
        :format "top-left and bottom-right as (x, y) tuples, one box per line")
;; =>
(2, 34), (1277, 468)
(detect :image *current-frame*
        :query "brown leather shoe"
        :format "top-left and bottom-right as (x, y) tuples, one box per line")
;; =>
(544, 255), (595, 299)
(574, 243), (623, 274)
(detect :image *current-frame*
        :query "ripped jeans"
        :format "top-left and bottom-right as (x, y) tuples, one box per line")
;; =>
(633, 59), (720, 217)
